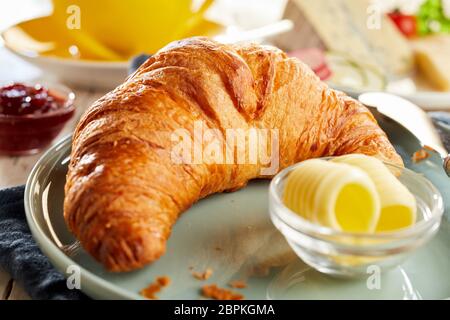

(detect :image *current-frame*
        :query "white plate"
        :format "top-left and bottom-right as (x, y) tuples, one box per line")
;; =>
(1, 52), (129, 90)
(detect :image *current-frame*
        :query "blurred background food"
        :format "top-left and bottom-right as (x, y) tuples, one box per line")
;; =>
(273, 0), (450, 109)
(275, 0), (414, 89)
(1, 0), (450, 106)
(412, 35), (450, 91)
(276, 0), (450, 89)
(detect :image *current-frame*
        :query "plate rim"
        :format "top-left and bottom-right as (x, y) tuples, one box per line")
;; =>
(24, 135), (141, 299)
(1, 30), (129, 69)
(24, 134), (450, 300)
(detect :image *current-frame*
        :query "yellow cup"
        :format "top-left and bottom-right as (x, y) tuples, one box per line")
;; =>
(50, 0), (215, 60)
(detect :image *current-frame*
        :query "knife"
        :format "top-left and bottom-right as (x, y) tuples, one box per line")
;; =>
(358, 92), (450, 176)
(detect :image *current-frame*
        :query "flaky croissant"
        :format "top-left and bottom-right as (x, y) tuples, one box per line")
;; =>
(64, 38), (402, 272)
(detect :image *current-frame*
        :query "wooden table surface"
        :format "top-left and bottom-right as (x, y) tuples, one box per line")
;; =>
(0, 91), (106, 300)
(0, 46), (107, 300)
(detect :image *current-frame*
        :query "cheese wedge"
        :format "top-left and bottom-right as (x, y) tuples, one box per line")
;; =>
(411, 35), (450, 91)
(274, 0), (414, 77)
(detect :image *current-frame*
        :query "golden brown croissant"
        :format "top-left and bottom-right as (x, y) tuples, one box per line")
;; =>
(64, 38), (402, 272)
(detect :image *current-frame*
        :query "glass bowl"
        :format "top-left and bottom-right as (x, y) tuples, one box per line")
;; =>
(269, 158), (444, 277)
(0, 82), (75, 156)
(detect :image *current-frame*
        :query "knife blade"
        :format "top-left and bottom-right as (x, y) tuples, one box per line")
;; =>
(358, 92), (450, 176)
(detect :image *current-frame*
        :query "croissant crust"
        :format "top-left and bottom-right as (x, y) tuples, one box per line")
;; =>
(64, 38), (402, 271)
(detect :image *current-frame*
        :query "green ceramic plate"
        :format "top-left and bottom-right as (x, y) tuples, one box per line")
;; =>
(25, 118), (450, 300)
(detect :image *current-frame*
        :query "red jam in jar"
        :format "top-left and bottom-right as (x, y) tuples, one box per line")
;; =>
(0, 83), (66, 116)
(0, 83), (75, 156)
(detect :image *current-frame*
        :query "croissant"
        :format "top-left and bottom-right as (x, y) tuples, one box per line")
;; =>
(64, 38), (402, 272)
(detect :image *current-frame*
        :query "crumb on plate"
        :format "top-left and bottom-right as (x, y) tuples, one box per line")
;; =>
(229, 280), (247, 289)
(140, 276), (171, 299)
(202, 284), (244, 300)
(192, 267), (213, 280)
(412, 148), (431, 163)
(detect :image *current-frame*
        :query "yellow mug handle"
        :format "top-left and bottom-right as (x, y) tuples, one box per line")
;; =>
(171, 0), (214, 40)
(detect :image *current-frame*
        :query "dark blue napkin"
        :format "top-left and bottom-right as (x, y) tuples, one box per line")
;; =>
(0, 186), (87, 300)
